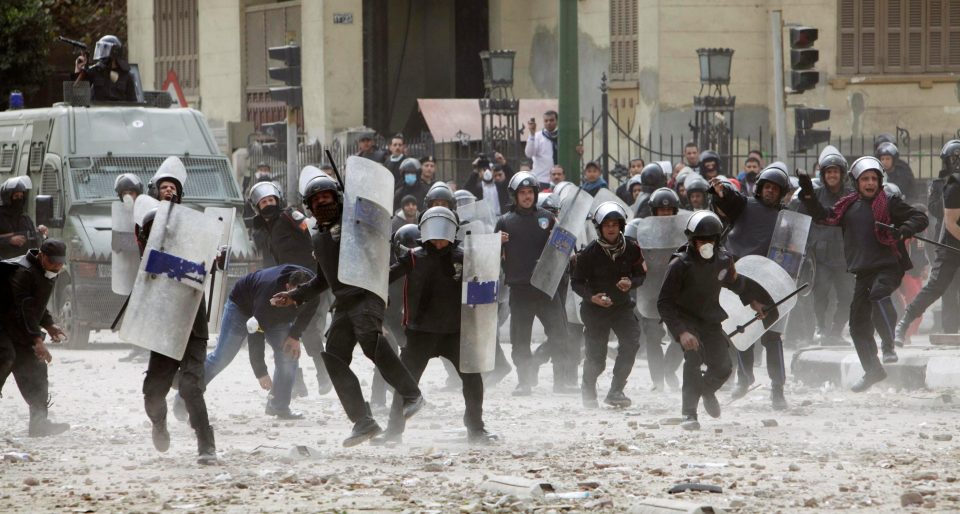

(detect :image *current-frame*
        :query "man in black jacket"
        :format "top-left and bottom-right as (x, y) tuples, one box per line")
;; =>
(658, 212), (769, 430)
(571, 202), (646, 408)
(373, 207), (497, 445)
(73, 35), (138, 102)
(0, 177), (44, 260)
(465, 157), (510, 216)
(797, 156), (928, 391)
(495, 172), (571, 396)
(0, 239), (70, 437)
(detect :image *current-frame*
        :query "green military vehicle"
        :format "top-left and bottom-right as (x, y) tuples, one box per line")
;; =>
(0, 101), (259, 347)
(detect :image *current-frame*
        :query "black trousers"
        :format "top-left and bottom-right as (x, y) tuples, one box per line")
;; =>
(581, 303), (640, 393)
(733, 331), (786, 388)
(143, 336), (209, 431)
(641, 316), (682, 387)
(323, 293), (420, 422)
(386, 329), (484, 434)
(508, 284), (571, 385)
(812, 264), (854, 337)
(903, 250), (960, 328)
(850, 267), (903, 373)
(678, 319), (733, 417)
(0, 331), (48, 412)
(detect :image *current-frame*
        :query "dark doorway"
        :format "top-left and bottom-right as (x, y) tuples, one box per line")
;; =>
(362, 0), (489, 137)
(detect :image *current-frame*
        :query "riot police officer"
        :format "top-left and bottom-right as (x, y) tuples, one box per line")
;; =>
(797, 157), (928, 391)
(794, 149), (854, 345)
(139, 157), (218, 464)
(658, 212), (769, 430)
(633, 162), (670, 218)
(73, 35), (138, 102)
(683, 174), (711, 211)
(711, 163), (792, 410)
(272, 173), (424, 447)
(0, 239), (70, 437)
(496, 172), (572, 396)
(0, 177), (43, 260)
(571, 202), (646, 408)
(393, 158), (429, 210)
(374, 207), (497, 445)
(698, 150), (723, 180)
(895, 140), (960, 345)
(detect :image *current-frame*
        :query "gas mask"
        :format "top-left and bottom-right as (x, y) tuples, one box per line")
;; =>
(44, 269), (62, 279)
(122, 194), (135, 207)
(404, 173), (417, 186)
(698, 242), (715, 260)
(482, 169), (493, 183)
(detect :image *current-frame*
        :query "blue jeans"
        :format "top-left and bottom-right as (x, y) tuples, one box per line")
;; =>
(200, 299), (299, 410)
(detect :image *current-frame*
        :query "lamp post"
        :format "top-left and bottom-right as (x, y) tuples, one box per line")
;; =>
(692, 48), (736, 173)
(479, 50), (520, 163)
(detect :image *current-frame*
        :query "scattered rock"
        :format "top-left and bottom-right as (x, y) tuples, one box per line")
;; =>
(23, 477), (39, 487)
(423, 463), (445, 473)
(933, 434), (953, 442)
(761, 419), (778, 427)
(901, 491), (924, 507)
(803, 498), (819, 507)
(584, 498), (613, 509)
(789, 463), (801, 472)
(911, 471), (939, 481)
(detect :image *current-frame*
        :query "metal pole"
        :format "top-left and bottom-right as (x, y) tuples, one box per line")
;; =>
(559, 0), (580, 183)
(600, 74), (609, 183)
(771, 10), (788, 162)
(286, 106), (298, 207)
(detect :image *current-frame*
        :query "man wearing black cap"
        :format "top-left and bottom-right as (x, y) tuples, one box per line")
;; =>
(420, 156), (438, 188)
(355, 132), (386, 163)
(392, 195), (420, 234)
(0, 239), (70, 437)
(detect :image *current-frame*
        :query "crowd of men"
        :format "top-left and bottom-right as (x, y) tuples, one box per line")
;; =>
(4, 106), (959, 463)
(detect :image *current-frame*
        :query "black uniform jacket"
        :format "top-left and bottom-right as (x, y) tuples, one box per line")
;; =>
(389, 244), (463, 334)
(570, 235), (646, 308)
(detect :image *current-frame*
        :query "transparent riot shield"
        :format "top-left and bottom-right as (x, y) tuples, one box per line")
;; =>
(119, 202), (222, 360)
(767, 210), (812, 279)
(530, 187), (594, 297)
(460, 231), (502, 373)
(338, 156), (395, 303)
(719, 255), (799, 351)
(457, 201), (497, 238)
(111, 198), (139, 295)
(627, 211), (693, 318)
(204, 207), (236, 336)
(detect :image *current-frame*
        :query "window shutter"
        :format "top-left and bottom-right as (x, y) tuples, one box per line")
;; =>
(860, 0), (881, 73)
(928, 0), (945, 71)
(839, 0), (858, 72)
(885, 0), (903, 72)
(903, 0), (924, 71)
(948, 0), (960, 69)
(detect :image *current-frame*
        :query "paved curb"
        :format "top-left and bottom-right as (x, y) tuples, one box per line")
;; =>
(791, 346), (960, 390)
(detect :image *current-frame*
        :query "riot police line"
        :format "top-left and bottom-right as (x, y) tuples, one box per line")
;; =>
(7, 138), (960, 462)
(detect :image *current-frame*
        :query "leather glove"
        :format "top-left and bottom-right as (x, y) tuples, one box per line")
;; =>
(897, 225), (915, 240)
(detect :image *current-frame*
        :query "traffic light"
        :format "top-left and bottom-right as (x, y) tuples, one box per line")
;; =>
(795, 107), (831, 152)
(788, 27), (820, 93)
(268, 44), (302, 107)
(261, 121), (286, 141)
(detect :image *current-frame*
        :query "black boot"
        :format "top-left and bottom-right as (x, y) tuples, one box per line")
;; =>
(512, 365), (534, 397)
(851, 367), (887, 393)
(372, 337), (423, 409)
(467, 428), (500, 445)
(701, 391), (721, 418)
(604, 389), (632, 408)
(680, 414), (700, 431)
(196, 425), (217, 465)
(771, 385), (788, 411)
(343, 403), (382, 447)
(894, 317), (911, 347)
(28, 405), (69, 438)
(882, 343), (899, 364)
(152, 418), (170, 452)
(581, 380), (599, 409)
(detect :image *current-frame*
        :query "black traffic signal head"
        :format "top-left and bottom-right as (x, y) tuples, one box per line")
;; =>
(795, 107), (831, 152)
(794, 107), (830, 129)
(789, 27), (819, 49)
(268, 45), (301, 66)
(268, 87), (303, 108)
(261, 121), (286, 140)
(790, 70), (820, 93)
(268, 44), (302, 107)
(791, 48), (820, 70)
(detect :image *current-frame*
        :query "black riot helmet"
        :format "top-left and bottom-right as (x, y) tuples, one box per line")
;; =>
(114, 173), (144, 199)
(93, 35), (123, 61)
(639, 162), (668, 189)
(684, 174), (709, 195)
(754, 162), (791, 202)
(249, 181), (283, 214)
(399, 157), (422, 176)
(698, 150), (721, 175)
(649, 187), (680, 215)
(424, 182), (455, 210)
(507, 171), (539, 198)
(454, 189), (477, 207)
(591, 201), (629, 232)
(818, 152), (848, 179)
(684, 210), (724, 241)
(0, 176), (32, 207)
(418, 206), (460, 243)
(940, 139), (960, 174)
(875, 142), (899, 160)
(392, 223), (421, 259)
(301, 175), (343, 221)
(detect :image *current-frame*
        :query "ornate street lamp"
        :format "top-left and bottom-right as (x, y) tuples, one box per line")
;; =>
(479, 50), (520, 161)
(692, 48), (736, 172)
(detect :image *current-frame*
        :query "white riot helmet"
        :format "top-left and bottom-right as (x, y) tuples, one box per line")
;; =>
(150, 156), (188, 201)
(849, 156), (884, 182)
(418, 206), (459, 243)
(93, 35), (122, 61)
(591, 201), (629, 232)
(249, 182), (283, 213)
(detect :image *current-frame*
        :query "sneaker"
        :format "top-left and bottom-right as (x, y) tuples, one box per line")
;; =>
(882, 349), (899, 364)
(197, 450), (218, 466)
(265, 403), (305, 420)
(702, 392), (721, 418)
(680, 415), (700, 431)
(850, 368), (887, 393)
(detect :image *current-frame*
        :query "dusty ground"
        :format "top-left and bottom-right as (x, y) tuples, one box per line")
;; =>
(2, 333), (959, 513)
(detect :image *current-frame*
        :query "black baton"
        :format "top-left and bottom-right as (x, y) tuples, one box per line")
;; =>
(727, 283), (809, 338)
(875, 221), (960, 255)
